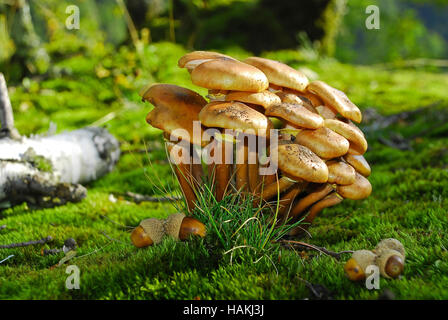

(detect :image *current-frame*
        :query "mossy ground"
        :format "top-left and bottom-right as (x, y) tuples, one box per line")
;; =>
(0, 43), (447, 299)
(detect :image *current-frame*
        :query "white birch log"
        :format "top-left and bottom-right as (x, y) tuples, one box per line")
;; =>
(0, 127), (120, 208)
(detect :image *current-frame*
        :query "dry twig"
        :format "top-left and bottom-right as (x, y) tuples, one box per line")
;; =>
(0, 236), (53, 249)
(281, 240), (353, 260)
(121, 191), (181, 203)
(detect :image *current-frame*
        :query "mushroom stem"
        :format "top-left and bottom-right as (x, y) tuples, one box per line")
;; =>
(289, 184), (334, 220)
(289, 193), (343, 236)
(166, 142), (197, 213)
(259, 139), (276, 190)
(248, 135), (259, 195)
(215, 135), (233, 201)
(235, 132), (249, 192)
(277, 181), (308, 222)
(260, 176), (296, 201)
(191, 144), (204, 190)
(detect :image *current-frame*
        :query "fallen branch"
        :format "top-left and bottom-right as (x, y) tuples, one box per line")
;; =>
(121, 191), (181, 203)
(0, 74), (120, 209)
(0, 236), (53, 249)
(100, 214), (134, 230)
(280, 240), (353, 260)
(42, 248), (62, 256)
(101, 230), (130, 245)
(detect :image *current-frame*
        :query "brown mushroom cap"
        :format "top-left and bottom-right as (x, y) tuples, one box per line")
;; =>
(315, 105), (337, 119)
(178, 51), (235, 68)
(265, 103), (324, 129)
(225, 90), (281, 109)
(277, 144), (328, 183)
(191, 59), (269, 92)
(326, 161), (356, 185)
(344, 154), (371, 177)
(336, 172), (372, 200)
(141, 84), (207, 145)
(199, 101), (273, 137)
(243, 57), (309, 92)
(307, 81), (362, 123)
(295, 127), (350, 159)
(324, 119), (368, 155)
(295, 90), (324, 108)
(275, 92), (317, 113)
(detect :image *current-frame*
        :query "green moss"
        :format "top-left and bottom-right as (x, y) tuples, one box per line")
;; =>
(1, 43), (448, 299)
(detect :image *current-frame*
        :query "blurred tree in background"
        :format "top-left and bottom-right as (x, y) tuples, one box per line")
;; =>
(335, 0), (448, 63)
(0, 0), (447, 82)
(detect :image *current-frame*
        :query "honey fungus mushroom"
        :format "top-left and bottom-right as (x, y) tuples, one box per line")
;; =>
(344, 154), (371, 177)
(324, 119), (368, 155)
(243, 56), (309, 92)
(288, 169), (371, 236)
(306, 80), (362, 123)
(265, 103), (324, 130)
(294, 127), (350, 159)
(225, 90), (281, 110)
(261, 143), (328, 202)
(140, 50), (374, 237)
(191, 59), (269, 92)
(178, 51), (236, 72)
(199, 101), (273, 196)
(140, 84), (207, 212)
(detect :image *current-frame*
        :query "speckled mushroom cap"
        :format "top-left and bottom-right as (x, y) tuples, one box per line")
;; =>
(191, 59), (269, 92)
(225, 90), (281, 109)
(265, 103), (324, 129)
(344, 154), (371, 177)
(141, 84), (207, 146)
(277, 144), (328, 183)
(178, 51), (235, 69)
(244, 57), (309, 92)
(326, 160), (356, 185)
(295, 127), (350, 159)
(336, 172), (372, 200)
(139, 218), (165, 244)
(324, 119), (368, 155)
(199, 101), (273, 137)
(307, 81), (362, 123)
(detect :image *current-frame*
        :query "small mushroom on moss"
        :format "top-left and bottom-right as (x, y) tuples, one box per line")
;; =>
(265, 103), (324, 129)
(306, 80), (362, 123)
(243, 56), (309, 92)
(336, 172), (372, 200)
(225, 90), (281, 110)
(178, 51), (236, 72)
(164, 213), (206, 240)
(344, 154), (371, 177)
(327, 160), (356, 185)
(344, 250), (377, 281)
(130, 218), (165, 248)
(324, 119), (368, 155)
(295, 127), (350, 159)
(261, 144), (327, 202)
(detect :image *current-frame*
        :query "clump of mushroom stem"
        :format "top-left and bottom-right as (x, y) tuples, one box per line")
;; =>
(140, 51), (373, 237)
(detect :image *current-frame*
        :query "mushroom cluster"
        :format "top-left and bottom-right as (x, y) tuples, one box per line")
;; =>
(140, 51), (372, 235)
